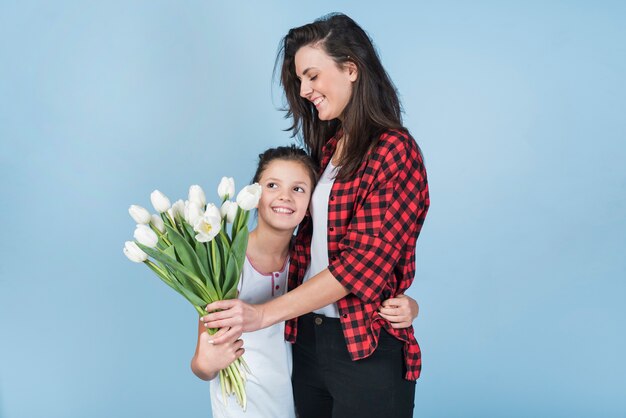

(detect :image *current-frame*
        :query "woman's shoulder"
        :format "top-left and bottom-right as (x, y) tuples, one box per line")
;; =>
(376, 128), (418, 151)
(370, 128), (421, 164)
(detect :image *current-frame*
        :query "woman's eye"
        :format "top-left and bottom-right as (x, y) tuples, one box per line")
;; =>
(310, 75), (317, 81)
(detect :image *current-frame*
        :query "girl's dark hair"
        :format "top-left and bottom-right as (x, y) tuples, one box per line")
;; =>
(276, 13), (405, 180)
(252, 144), (319, 186)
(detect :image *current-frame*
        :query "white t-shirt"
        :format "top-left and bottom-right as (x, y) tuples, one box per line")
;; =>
(303, 161), (340, 318)
(209, 257), (295, 418)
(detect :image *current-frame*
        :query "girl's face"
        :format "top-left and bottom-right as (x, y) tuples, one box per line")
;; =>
(256, 159), (313, 233)
(295, 45), (357, 121)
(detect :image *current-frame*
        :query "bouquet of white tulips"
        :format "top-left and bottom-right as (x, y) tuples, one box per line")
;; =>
(123, 177), (262, 410)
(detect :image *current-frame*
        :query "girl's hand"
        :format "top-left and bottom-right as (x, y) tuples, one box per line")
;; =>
(378, 294), (419, 329)
(191, 325), (245, 381)
(200, 299), (265, 345)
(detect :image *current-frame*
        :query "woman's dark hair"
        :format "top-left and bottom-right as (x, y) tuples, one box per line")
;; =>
(276, 13), (405, 180)
(252, 144), (319, 186)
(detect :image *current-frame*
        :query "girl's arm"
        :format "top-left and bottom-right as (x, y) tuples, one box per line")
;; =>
(190, 322), (245, 381)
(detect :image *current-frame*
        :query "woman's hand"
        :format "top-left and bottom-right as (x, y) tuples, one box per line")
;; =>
(200, 299), (265, 345)
(191, 325), (245, 381)
(378, 294), (419, 329)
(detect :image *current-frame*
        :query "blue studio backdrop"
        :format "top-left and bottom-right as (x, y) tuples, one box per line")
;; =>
(1, 1), (625, 417)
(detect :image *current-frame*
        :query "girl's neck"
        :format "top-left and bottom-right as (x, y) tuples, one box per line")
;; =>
(247, 224), (292, 268)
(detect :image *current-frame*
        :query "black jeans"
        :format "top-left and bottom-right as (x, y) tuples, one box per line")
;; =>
(292, 313), (416, 418)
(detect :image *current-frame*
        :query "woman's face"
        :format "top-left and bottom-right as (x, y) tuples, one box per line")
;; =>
(295, 45), (357, 121)
(256, 159), (313, 233)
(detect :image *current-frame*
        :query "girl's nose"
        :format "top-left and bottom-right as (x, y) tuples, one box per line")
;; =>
(278, 192), (292, 202)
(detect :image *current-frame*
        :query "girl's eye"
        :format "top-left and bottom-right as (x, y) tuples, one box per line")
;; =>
(293, 186), (305, 193)
(267, 182), (278, 189)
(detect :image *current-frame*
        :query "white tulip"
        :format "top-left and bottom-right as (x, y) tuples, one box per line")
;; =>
(194, 210), (222, 243)
(123, 241), (148, 262)
(236, 183), (262, 211)
(217, 177), (236, 200)
(205, 202), (221, 219)
(184, 201), (204, 226)
(128, 205), (151, 224)
(188, 185), (206, 208)
(220, 200), (238, 223)
(150, 190), (171, 213)
(168, 199), (185, 220)
(133, 224), (159, 248)
(151, 214), (165, 233)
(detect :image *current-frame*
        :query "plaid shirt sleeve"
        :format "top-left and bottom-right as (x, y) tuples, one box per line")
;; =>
(327, 130), (429, 303)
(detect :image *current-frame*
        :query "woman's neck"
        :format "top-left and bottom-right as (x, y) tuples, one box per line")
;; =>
(332, 135), (346, 165)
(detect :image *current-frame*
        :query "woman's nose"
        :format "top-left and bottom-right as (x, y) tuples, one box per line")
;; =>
(300, 80), (312, 98)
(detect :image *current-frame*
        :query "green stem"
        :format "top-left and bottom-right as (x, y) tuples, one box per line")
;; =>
(151, 223), (172, 246)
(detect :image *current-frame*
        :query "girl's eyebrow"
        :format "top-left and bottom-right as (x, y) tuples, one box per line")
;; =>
(265, 177), (310, 187)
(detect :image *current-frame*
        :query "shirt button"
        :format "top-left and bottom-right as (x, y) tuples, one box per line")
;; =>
(331, 256), (337, 261)
(342, 314), (347, 319)
(314, 317), (323, 325)
(274, 273), (279, 277)
(329, 227), (334, 232)
(330, 195), (335, 201)
(275, 285), (280, 290)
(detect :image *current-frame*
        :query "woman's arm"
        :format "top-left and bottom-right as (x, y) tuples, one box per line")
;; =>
(378, 294), (419, 328)
(202, 276), (419, 343)
(203, 268), (347, 343)
(190, 322), (245, 381)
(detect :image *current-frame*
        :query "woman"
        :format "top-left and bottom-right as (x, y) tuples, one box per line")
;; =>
(203, 13), (429, 417)
(191, 146), (419, 418)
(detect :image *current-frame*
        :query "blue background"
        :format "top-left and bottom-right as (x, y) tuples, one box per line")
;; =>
(1, 1), (625, 417)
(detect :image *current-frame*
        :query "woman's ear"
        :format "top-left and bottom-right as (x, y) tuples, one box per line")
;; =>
(344, 61), (358, 82)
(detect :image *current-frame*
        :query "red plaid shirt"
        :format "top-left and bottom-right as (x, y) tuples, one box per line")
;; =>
(286, 129), (430, 380)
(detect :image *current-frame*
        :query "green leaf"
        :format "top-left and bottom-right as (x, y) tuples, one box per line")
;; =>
(163, 245), (177, 260)
(145, 260), (177, 291)
(145, 260), (208, 307)
(165, 224), (209, 280)
(222, 229), (249, 299)
(209, 240), (223, 299)
(183, 221), (196, 242)
(137, 243), (219, 302)
(160, 212), (174, 229)
(230, 225), (249, 259)
(194, 241), (210, 280)
(218, 229), (231, 251)
(165, 266), (211, 306)
(231, 208), (243, 242)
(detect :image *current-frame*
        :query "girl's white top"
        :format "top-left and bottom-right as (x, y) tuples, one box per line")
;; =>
(209, 256), (295, 418)
(303, 160), (340, 318)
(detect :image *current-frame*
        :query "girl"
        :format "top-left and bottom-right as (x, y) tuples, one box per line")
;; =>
(191, 146), (418, 418)
(202, 13), (430, 417)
